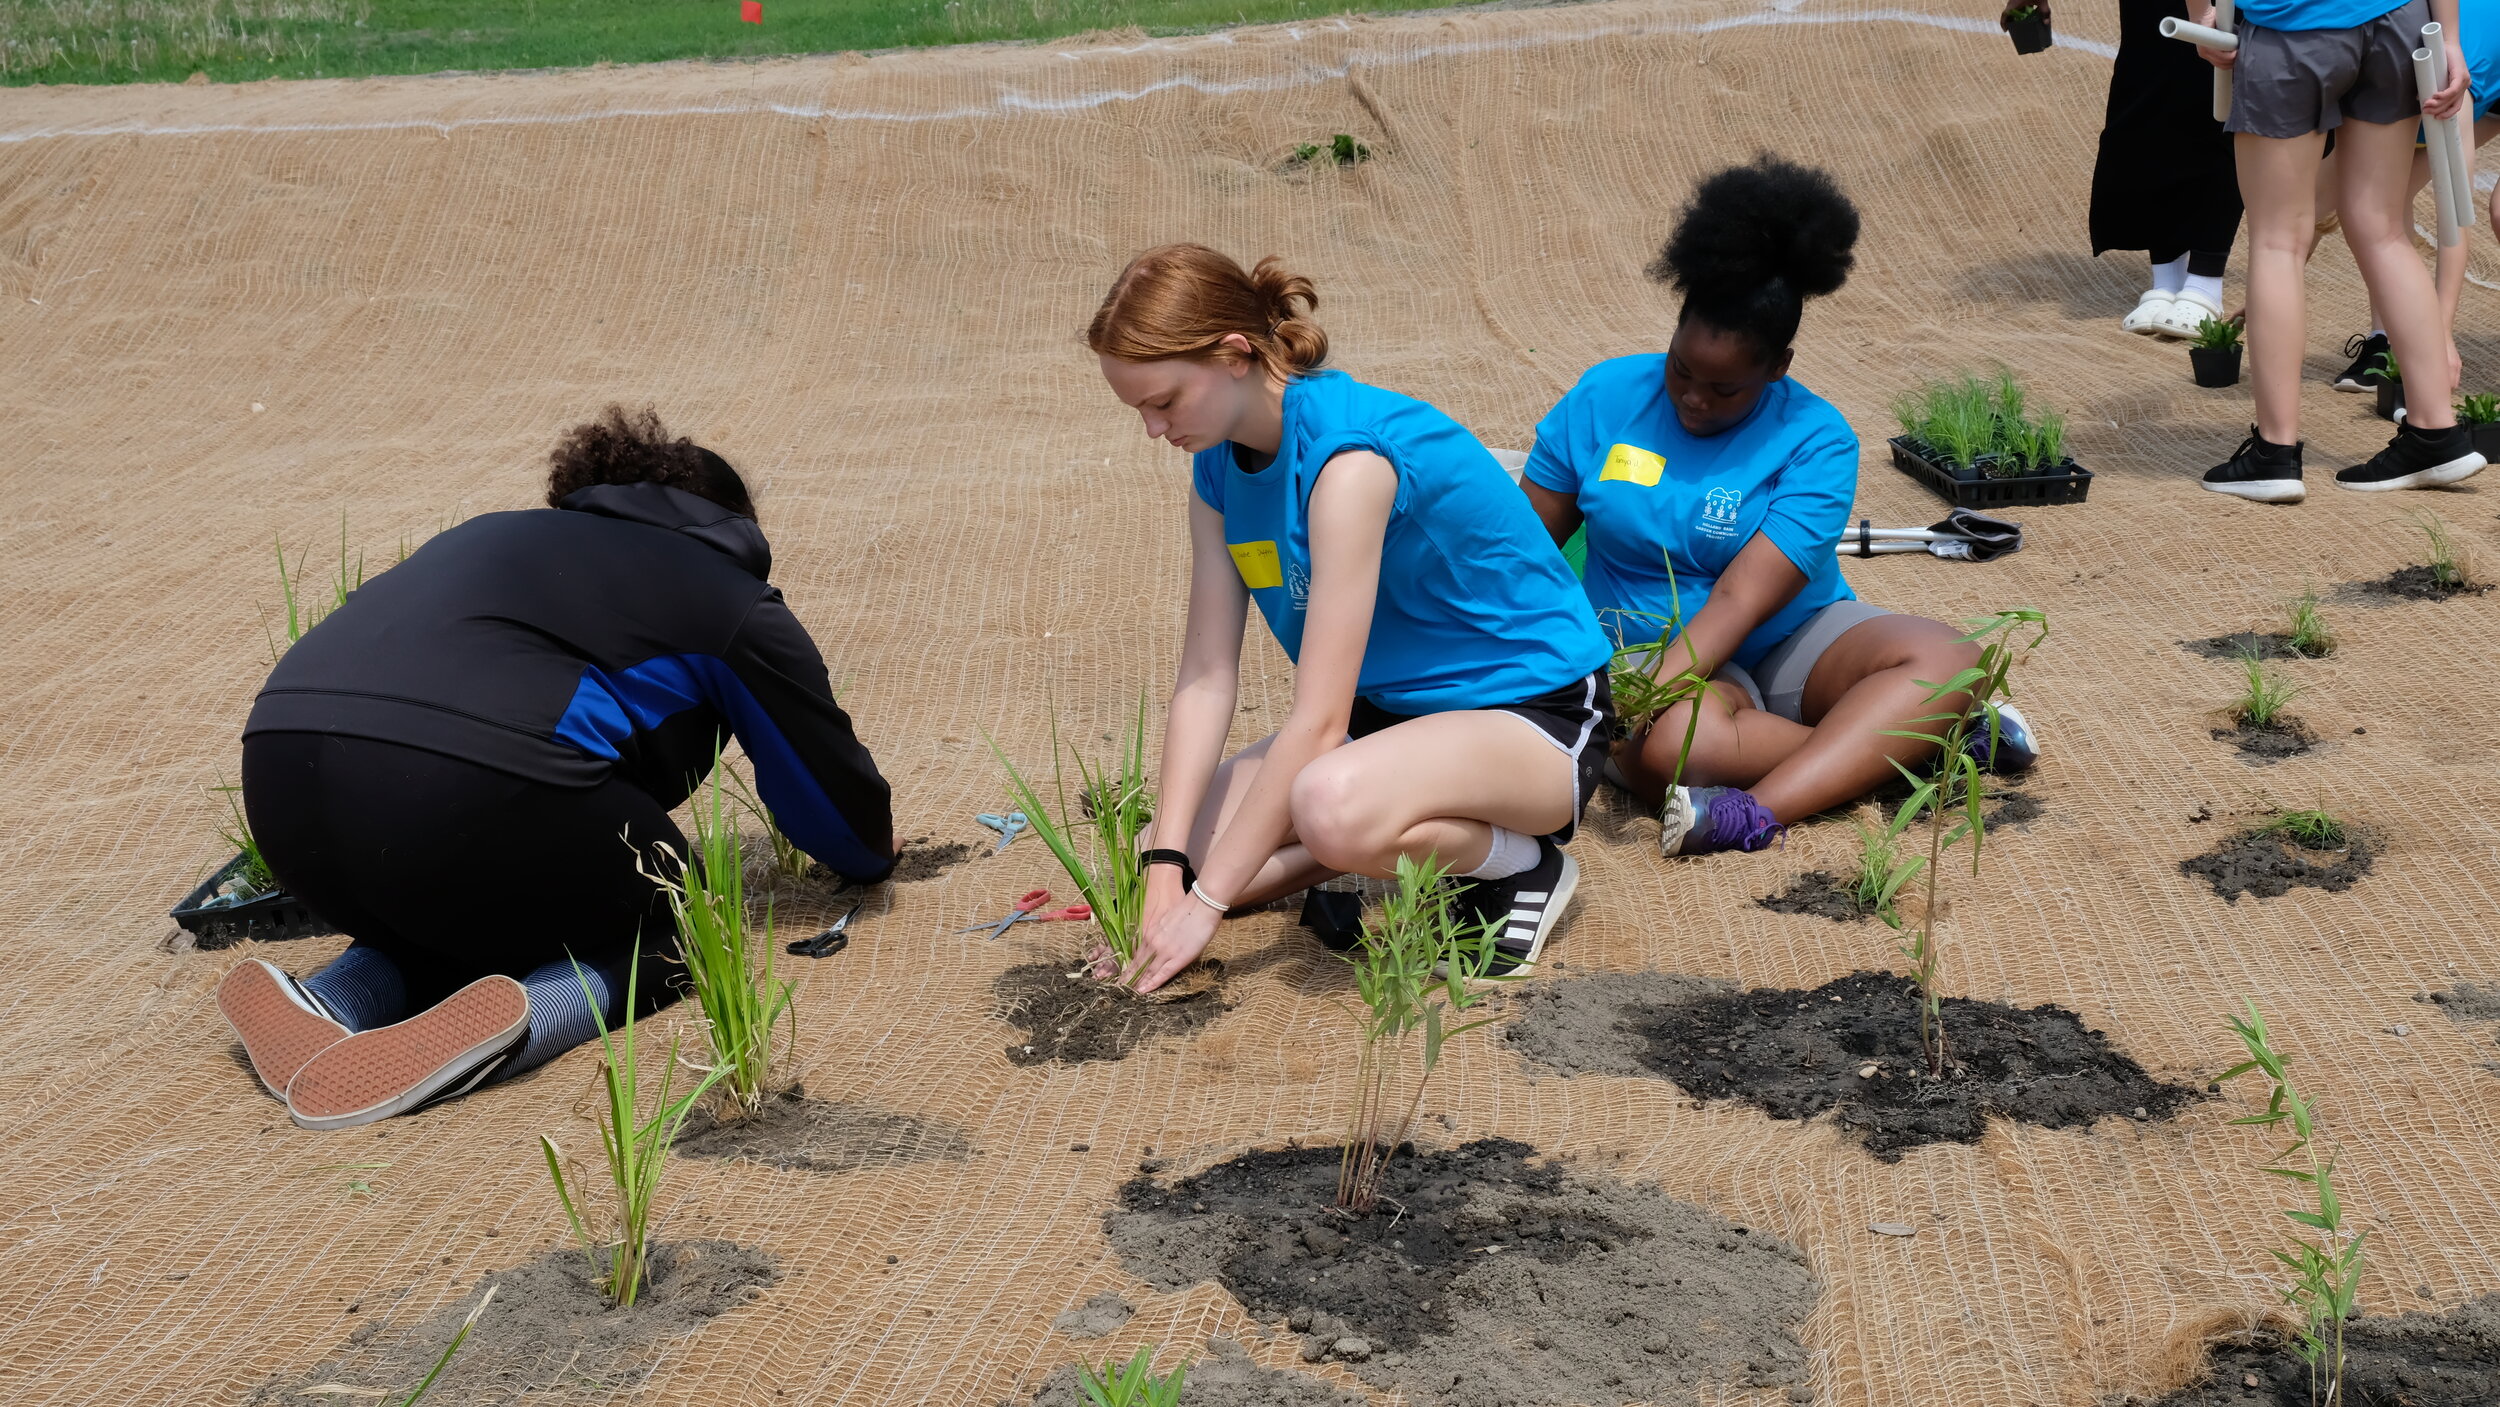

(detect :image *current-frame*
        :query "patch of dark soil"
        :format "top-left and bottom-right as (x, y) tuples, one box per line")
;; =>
(1865, 777), (2044, 829)
(1507, 971), (2197, 1162)
(2180, 829), (2373, 902)
(2134, 1294), (2500, 1406)
(891, 836), (974, 883)
(996, 960), (1228, 1065)
(1025, 1334), (1365, 1406)
(2212, 717), (2314, 762)
(1759, 871), (1874, 923)
(2421, 983), (2500, 1023)
(2344, 565), (2492, 602)
(1049, 1290), (1135, 1339)
(676, 1086), (973, 1171)
(247, 1241), (778, 1405)
(1104, 1139), (1815, 1407)
(2182, 631), (2320, 662)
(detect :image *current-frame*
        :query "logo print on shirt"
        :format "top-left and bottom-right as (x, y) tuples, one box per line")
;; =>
(1697, 487), (1742, 540)
(1287, 560), (1311, 610)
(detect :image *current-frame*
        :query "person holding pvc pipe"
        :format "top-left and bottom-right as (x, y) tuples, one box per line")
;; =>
(2185, 0), (2487, 499)
(1517, 158), (2039, 860)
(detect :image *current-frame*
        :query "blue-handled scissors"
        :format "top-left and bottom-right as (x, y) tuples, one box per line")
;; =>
(976, 811), (1028, 855)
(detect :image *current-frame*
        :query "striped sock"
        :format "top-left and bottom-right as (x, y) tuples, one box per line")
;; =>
(495, 948), (633, 1081)
(299, 943), (408, 1033)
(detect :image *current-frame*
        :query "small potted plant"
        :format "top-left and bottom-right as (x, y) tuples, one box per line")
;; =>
(2190, 316), (2243, 387)
(2001, 1), (2053, 54)
(2372, 349), (2403, 422)
(2456, 392), (2500, 460)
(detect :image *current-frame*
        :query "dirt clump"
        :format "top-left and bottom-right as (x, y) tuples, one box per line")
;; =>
(997, 960), (1228, 1065)
(1048, 1290), (1134, 1339)
(2134, 1293), (2500, 1406)
(2212, 717), (2313, 762)
(2180, 828), (2372, 902)
(2423, 983), (2500, 1024)
(2344, 566), (2492, 602)
(676, 1085), (974, 1171)
(1024, 1334), (1365, 1406)
(1759, 871), (1875, 923)
(1103, 1138), (1816, 1407)
(1509, 970), (2198, 1161)
(248, 1241), (778, 1405)
(2181, 631), (2321, 661)
(891, 837), (976, 883)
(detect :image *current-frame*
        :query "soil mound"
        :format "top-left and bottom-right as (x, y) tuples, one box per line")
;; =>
(1025, 1335), (1365, 1406)
(1759, 870), (1877, 923)
(2344, 566), (2492, 602)
(676, 1087), (975, 1171)
(997, 961), (1229, 1065)
(2137, 1294), (2500, 1406)
(1104, 1139), (1816, 1407)
(2180, 829), (2373, 903)
(2181, 632), (2322, 661)
(2212, 718), (2314, 762)
(247, 1241), (778, 1405)
(891, 838), (976, 883)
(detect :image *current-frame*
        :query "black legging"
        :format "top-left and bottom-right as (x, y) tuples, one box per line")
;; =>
(240, 732), (686, 1012)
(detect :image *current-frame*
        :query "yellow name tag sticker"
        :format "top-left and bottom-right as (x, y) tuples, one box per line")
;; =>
(1228, 540), (1284, 589)
(1598, 443), (1666, 487)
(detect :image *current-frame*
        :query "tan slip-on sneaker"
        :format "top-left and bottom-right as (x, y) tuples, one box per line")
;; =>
(284, 976), (529, 1132)
(218, 958), (350, 1100)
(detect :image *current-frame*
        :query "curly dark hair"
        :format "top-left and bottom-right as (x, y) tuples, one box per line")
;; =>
(544, 405), (755, 518)
(1647, 154), (1860, 361)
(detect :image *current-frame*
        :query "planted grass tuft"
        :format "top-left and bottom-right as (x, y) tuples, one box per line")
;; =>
(1893, 369), (2067, 479)
(2412, 510), (2473, 590)
(2286, 587), (2334, 658)
(2234, 650), (2303, 730)
(211, 779), (275, 892)
(264, 515), (365, 661)
(643, 754), (796, 1118)
(717, 758), (814, 886)
(990, 696), (1155, 972)
(2261, 808), (2349, 851)
(1078, 1343), (1189, 1406)
(1336, 855), (1505, 1213)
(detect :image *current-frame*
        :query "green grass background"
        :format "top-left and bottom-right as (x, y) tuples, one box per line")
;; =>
(3, 0), (1506, 86)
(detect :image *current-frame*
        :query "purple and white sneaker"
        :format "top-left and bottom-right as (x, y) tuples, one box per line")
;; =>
(1962, 702), (2039, 774)
(1659, 786), (1787, 857)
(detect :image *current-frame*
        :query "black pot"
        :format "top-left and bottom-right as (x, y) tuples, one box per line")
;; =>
(2469, 421), (2500, 461)
(2006, 14), (2053, 53)
(2375, 378), (2405, 422)
(2190, 345), (2242, 388)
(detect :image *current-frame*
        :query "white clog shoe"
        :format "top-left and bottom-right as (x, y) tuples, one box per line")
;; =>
(2121, 289), (2173, 336)
(2151, 288), (2224, 340)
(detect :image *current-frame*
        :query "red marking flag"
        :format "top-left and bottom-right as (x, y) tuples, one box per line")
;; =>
(741, 0), (762, 21)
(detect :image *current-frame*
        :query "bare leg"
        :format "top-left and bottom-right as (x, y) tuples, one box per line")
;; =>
(1611, 677), (1810, 808)
(1184, 734), (1338, 910)
(1287, 710), (1577, 878)
(2238, 130), (2330, 444)
(1745, 617), (1980, 823)
(2341, 117), (2457, 429)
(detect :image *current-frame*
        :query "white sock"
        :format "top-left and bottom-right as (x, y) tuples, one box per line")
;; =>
(1462, 825), (1540, 881)
(2371, 325), (2387, 338)
(2150, 256), (2188, 295)
(2181, 271), (2224, 308)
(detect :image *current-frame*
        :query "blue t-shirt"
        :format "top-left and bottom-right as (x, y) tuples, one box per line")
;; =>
(1524, 356), (1858, 671)
(2470, 0), (2500, 118)
(2240, 0), (2408, 33)
(1190, 369), (1610, 714)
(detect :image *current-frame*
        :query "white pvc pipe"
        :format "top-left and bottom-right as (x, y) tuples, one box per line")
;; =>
(2160, 13), (2240, 122)
(2415, 30), (2465, 247)
(2213, 0), (2235, 123)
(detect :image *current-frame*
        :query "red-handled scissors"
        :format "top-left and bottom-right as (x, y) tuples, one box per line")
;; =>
(957, 889), (1093, 940)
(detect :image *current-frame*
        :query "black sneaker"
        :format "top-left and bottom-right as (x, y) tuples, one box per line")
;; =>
(1454, 838), (1579, 978)
(1300, 886), (1365, 952)
(2336, 422), (2487, 491)
(2332, 332), (2392, 392)
(2201, 429), (2306, 504)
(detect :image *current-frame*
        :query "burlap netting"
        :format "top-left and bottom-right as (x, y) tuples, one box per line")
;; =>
(4, 2), (2498, 1402)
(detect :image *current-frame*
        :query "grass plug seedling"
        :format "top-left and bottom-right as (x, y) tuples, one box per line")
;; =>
(392, 1285), (498, 1407)
(2286, 586), (2334, 658)
(2193, 316), (2245, 351)
(2261, 808), (2349, 851)
(1894, 370), (2069, 479)
(717, 758), (813, 885)
(642, 752), (795, 1117)
(1604, 552), (1714, 793)
(2234, 650), (2303, 729)
(210, 780), (274, 896)
(1336, 854), (1506, 1213)
(990, 696), (1155, 972)
(540, 946), (726, 1309)
(1293, 133), (1370, 166)
(1078, 1343), (1188, 1407)
(2411, 510), (2472, 589)
(263, 514), (367, 661)
(1880, 607), (2048, 1075)
(1849, 801), (1926, 928)
(2219, 1001), (2365, 1407)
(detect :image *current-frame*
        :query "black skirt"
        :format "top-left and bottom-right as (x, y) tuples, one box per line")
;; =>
(2090, 0), (2245, 256)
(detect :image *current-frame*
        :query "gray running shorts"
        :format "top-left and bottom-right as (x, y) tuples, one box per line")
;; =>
(1715, 600), (1893, 724)
(2227, 0), (2430, 138)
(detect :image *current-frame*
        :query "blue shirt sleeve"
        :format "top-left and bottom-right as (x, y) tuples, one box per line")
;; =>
(1191, 447), (1227, 512)
(1522, 383), (1585, 494)
(1754, 409), (1859, 578)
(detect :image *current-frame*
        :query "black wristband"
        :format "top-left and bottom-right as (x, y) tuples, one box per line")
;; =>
(1142, 849), (1197, 890)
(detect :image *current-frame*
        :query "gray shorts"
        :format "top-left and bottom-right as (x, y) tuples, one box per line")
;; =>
(2226, 0), (2429, 139)
(1717, 600), (1892, 724)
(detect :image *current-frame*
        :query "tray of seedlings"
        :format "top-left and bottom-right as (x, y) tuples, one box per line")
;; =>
(1890, 369), (2092, 507)
(170, 787), (331, 949)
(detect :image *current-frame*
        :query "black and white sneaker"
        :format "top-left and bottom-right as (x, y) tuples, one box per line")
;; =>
(2335, 422), (2486, 491)
(2201, 429), (2306, 504)
(1300, 886), (1366, 952)
(2331, 332), (2392, 392)
(1458, 838), (1579, 978)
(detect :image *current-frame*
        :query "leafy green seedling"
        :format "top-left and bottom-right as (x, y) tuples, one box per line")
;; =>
(209, 780), (275, 894)
(643, 750), (796, 1117)
(541, 944), (725, 1309)
(2235, 650), (2302, 730)
(1338, 855), (1506, 1213)
(717, 758), (813, 885)
(2005, 2), (2042, 19)
(990, 696), (1156, 971)
(2262, 808), (2348, 850)
(1850, 802), (1926, 928)
(2411, 510), (2472, 589)
(2286, 587), (2333, 658)
(1895, 369), (2067, 477)
(2219, 1002), (2364, 1407)
(2371, 349), (2400, 382)
(1078, 1344), (1189, 1407)
(1603, 551), (1713, 796)
(1879, 608), (2048, 1075)
(393, 1285), (498, 1407)
(264, 514), (368, 661)
(1293, 142), (1322, 162)
(2453, 392), (2498, 424)
(2193, 316), (2244, 352)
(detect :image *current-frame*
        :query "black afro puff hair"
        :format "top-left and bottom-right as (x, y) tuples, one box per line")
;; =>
(1646, 154), (1859, 353)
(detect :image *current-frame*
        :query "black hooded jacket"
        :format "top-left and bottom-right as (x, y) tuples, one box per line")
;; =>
(245, 483), (895, 883)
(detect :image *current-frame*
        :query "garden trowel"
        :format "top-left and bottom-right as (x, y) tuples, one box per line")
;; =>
(1839, 508), (2023, 562)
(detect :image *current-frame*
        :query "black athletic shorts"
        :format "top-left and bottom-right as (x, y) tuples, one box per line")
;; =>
(1346, 669), (1614, 844)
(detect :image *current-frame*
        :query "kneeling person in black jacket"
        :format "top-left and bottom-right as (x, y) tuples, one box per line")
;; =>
(220, 406), (895, 1131)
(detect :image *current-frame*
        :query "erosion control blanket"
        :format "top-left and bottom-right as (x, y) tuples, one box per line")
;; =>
(5, 2), (2500, 1403)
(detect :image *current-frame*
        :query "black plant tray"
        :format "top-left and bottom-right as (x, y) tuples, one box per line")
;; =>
(1889, 437), (2092, 508)
(171, 851), (333, 949)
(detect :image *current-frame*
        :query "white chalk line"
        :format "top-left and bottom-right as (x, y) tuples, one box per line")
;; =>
(0, 3), (2115, 145)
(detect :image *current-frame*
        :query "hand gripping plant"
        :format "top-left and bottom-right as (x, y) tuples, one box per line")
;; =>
(1336, 855), (1506, 1214)
(641, 752), (796, 1117)
(1079, 1345), (1188, 1407)
(540, 951), (725, 1309)
(1880, 608), (2049, 1076)
(1604, 551), (1715, 796)
(2220, 1002), (2365, 1407)
(990, 696), (1155, 974)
